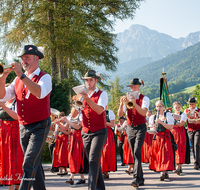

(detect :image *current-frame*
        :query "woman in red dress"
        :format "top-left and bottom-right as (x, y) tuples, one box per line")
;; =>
(149, 100), (175, 181)
(123, 134), (134, 175)
(171, 101), (187, 175)
(0, 98), (23, 190)
(100, 110), (116, 180)
(142, 110), (153, 163)
(53, 112), (70, 176)
(62, 114), (89, 185)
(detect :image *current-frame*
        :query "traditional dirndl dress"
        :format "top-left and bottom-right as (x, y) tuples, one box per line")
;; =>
(68, 128), (89, 174)
(0, 119), (24, 186)
(171, 125), (186, 164)
(142, 132), (153, 163)
(149, 130), (175, 172)
(101, 127), (117, 173)
(53, 132), (69, 168)
(123, 135), (134, 165)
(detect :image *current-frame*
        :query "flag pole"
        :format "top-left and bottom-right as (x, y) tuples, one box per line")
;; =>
(160, 69), (172, 111)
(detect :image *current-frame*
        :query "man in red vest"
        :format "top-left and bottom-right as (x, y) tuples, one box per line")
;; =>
(71, 70), (108, 190)
(184, 97), (200, 170)
(118, 78), (150, 188)
(0, 45), (52, 190)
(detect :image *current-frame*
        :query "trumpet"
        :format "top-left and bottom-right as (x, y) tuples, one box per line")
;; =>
(0, 63), (13, 77)
(72, 95), (85, 110)
(123, 97), (135, 109)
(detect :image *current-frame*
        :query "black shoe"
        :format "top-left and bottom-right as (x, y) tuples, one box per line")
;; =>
(76, 179), (85, 185)
(139, 179), (145, 186)
(103, 173), (109, 180)
(130, 179), (139, 187)
(57, 172), (68, 176)
(121, 163), (126, 166)
(194, 163), (199, 170)
(165, 173), (169, 179)
(65, 178), (74, 185)
(180, 169), (182, 173)
(175, 169), (181, 175)
(160, 174), (165, 181)
(50, 168), (59, 173)
(49, 169), (55, 173)
(125, 170), (131, 175)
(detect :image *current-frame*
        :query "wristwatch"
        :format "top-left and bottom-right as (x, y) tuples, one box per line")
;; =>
(20, 73), (26, 80)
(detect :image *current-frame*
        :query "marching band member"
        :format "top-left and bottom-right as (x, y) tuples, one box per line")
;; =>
(101, 109), (116, 180)
(171, 101), (187, 175)
(63, 112), (89, 185)
(142, 110), (153, 163)
(118, 78), (150, 188)
(0, 45), (52, 190)
(53, 112), (70, 176)
(123, 134), (134, 175)
(149, 100), (174, 181)
(71, 70), (108, 190)
(0, 98), (23, 190)
(184, 97), (200, 170)
(115, 116), (126, 166)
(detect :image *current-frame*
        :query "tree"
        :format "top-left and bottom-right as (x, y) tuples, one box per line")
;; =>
(193, 84), (200, 108)
(108, 76), (125, 117)
(0, 0), (144, 81)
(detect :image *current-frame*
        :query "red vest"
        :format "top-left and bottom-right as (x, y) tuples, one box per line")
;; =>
(185, 108), (200, 131)
(127, 94), (146, 126)
(15, 71), (51, 125)
(82, 90), (106, 133)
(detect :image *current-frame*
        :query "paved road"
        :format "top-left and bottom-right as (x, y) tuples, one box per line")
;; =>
(1, 157), (199, 190)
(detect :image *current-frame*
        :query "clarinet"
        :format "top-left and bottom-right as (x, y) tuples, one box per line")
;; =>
(153, 110), (160, 140)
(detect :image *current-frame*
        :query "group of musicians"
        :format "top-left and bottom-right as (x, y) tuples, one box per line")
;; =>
(0, 44), (199, 190)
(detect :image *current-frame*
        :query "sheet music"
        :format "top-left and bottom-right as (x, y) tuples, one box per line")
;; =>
(72, 84), (89, 95)
(127, 91), (139, 99)
(171, 113), (181, 120)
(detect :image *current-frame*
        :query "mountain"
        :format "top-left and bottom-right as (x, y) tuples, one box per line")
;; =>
(116, 24), (200, 64)
(119, 42), (200, 93)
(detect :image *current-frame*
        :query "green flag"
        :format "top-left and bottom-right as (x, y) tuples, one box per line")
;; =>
(160, 76), (172, 109)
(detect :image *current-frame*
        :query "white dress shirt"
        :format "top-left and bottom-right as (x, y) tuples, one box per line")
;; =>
(0, 67), (52, 102)
(148, 112), (174, 129)
(88, 87), (108, 110)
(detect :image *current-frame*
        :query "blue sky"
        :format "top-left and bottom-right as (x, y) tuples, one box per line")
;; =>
(113, 0), (200, 38)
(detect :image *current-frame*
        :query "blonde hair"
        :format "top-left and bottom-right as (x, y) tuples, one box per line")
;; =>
(155, 100), (164, 107)
(173, 101), (181, 107)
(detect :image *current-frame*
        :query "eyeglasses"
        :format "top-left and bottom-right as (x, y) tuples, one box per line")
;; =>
(156, 106), (163, 108)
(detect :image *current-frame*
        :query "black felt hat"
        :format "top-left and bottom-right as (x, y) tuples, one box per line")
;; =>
(127, 78), (144, 87)
(118, 116), (125, 120)
(187, 97), (197, 104)
(18, 45), (44, 59)
(81, 70), (100, 80)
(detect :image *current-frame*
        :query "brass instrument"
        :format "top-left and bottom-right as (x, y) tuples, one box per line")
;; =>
(72, 85), (88, 110)
(123, 91), (139, 109)
(0, 63), (13, 77)
(123, 97), (135, 109)
(46, 108), (60, 144)
(72, 94), (85, 110)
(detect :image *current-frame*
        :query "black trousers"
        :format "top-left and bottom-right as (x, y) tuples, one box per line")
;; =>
(48, 143), (59, 172)
(188, 129), (200, 165)
(19, 117), (51, 190)
(82, 128), (108, 190)
(127, 123), (146, 181)
(117, 139), (124, 163)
